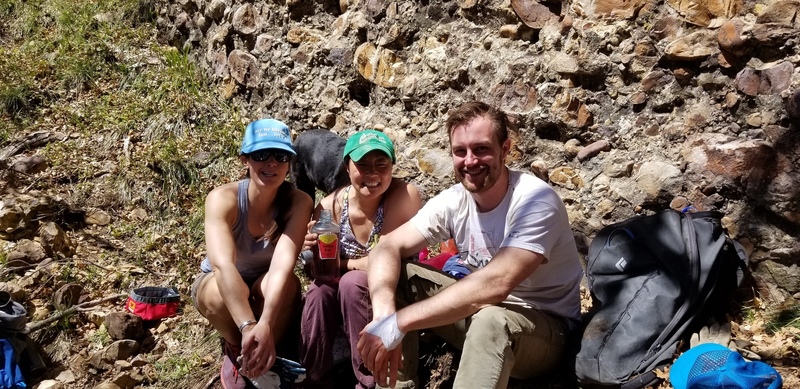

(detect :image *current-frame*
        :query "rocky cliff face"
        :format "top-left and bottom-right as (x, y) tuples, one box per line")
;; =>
(154, 0), (800, 301)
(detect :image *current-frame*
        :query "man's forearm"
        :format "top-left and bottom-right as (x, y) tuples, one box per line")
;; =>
(396, 247), (543, 332)
(394, 273), (489, 332)
(367, 244), (401, 317)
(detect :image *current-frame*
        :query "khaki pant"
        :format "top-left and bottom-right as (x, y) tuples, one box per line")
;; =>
(386, 261), (570, 389)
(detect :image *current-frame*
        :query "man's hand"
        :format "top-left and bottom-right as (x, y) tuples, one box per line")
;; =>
(365, 313), (405, 350)
(358, 325), (403, 388)
(240, 321), (276, 377)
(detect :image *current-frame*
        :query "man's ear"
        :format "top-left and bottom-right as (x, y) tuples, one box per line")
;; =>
(239, 155), (248, 164)
(502, 138), (511, 158)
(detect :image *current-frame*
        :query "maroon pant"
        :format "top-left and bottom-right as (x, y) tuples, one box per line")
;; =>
(300, 270), (374, 389)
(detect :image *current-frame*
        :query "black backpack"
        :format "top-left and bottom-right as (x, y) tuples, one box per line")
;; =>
(575, 210), (747, 388)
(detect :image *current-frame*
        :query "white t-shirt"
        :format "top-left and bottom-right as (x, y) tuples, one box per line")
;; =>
(411, 170), (583, 320)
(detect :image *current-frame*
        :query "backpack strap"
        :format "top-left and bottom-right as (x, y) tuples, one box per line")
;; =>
(620, 370), (660, 389)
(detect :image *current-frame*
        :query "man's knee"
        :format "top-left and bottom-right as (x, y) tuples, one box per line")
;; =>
(467, 306), (515, 341)
(398, 261), (456, 304)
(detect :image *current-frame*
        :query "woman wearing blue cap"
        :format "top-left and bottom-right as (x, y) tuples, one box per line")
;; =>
(299, 129), (421, 388)
(192, 119), (313, 389)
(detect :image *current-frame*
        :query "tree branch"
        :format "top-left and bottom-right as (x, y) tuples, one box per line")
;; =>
(23, 292), (128, 334)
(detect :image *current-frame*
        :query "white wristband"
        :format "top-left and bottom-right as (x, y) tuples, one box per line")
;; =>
(365, 313), (405, 350)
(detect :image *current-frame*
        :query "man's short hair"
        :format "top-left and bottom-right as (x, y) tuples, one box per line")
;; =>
(445, 101), (513, 146)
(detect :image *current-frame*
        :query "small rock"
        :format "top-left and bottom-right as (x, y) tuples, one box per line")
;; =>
(635, 161), (682, 202)
(231, 3), (257, 35)
(0, 282), (26, 302)
(93, 383), (121, 389)
(717, 19), (748, 55)
(673, 68), (693, 84)
(561, 15), (573, 34)
(724, 92), (739, 108)
(89, 340), (141, 370)
(205, 0), (226, 21)
(549, 167), (584, 190)
(130, 355), (149, 367)
(353, 43), (407, 88)
(155, 322), (169, 334)
(530, 160), (549, 182)
(596, 198), (616, 218)
(105, 312), (145, 341)
(641, 70), (670, 92)
(227, 50), (261, 88)
(734, 62), (794, 96)
(85, 209), (111, 226)
(130, 208), (147, 222)
(287, 27), (322, 45)
(93, 12), (114, 24)
(112, 371), (144, 389)
(665, 30), (719, 60)
(756, 0), (800, 27)
(7, 239), (47, 264)
(55, 369), (76, 383)
(590, 0), (651, 19)
(564, 139), (582, 157)
(511, 0), (558, 29)
(549, 52), (579, 74)
(666, 0), (741, 26)
(786, 89), (800, 120)
(114, 360), (132, 371)
(39, 221), (73, 257)
(604, 156), (633, 178)
(34, 379), (63, 389)
(577, 140), (611, 162)
(721, 216), (737, 236)
(576, 104), (594, 128)
(32, 303), (50, 321)
(11, 154), (47, 174)
(746, 113), (762, 127)
(670, 196), (690, 211)
(52, 283), (83, 311)
(630, 92), (647, 105)
(499, 24), (520, 39)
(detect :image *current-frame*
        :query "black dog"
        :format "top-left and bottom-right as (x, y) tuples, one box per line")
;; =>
(291, 129), (349, 202)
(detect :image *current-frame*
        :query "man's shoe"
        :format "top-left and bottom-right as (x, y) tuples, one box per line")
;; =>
(220, 354), (247, 389)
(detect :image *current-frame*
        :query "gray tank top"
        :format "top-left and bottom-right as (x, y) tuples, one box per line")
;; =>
(200, 179), (276, 283)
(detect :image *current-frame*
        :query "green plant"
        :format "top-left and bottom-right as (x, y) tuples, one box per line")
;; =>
(0, 85), (30, 116)
(154, 354), (200, 381)
(766, 304), (800, 334)
(88, 326), (111, 348)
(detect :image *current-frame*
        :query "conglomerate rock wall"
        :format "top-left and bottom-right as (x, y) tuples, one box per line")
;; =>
(154, 0), (800, 303)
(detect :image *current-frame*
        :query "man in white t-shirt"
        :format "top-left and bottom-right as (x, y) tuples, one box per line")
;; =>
(357, 101), (584, 389)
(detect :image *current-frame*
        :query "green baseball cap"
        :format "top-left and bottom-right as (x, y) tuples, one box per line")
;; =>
(343, 129), (396, 162)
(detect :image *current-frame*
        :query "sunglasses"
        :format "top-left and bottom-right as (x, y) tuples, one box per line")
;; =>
(248, 149), (292, 163)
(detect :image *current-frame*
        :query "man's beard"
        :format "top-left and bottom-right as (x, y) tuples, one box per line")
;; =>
(456, 165), (499, 193)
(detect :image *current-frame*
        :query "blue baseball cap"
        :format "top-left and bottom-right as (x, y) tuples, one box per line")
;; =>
(670, 343), (782, 389)
(240, 119), (296, 155)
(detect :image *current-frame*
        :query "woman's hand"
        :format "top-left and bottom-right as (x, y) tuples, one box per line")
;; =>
(240, 321), (276, 378)
(302, 220), (318, 252)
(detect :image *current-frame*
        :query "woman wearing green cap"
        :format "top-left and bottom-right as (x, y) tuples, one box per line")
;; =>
(299, 129), (421, 388)
(192, 119), (313, 389)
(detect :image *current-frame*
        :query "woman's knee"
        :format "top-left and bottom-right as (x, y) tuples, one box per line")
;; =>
(304, 283), (338, 309)
(195, 275), (228, 319)
(251, 271), (301, 300)
(338, 270), (368, 300)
